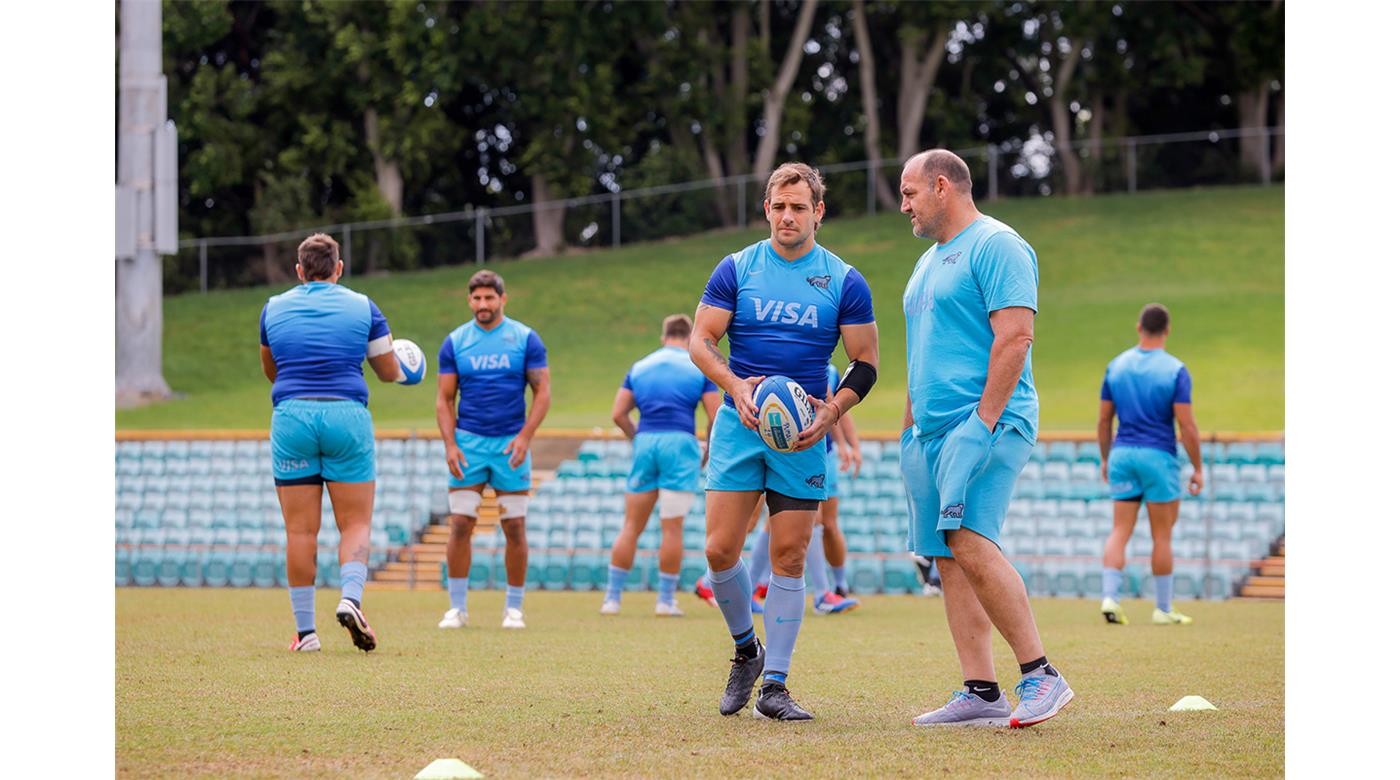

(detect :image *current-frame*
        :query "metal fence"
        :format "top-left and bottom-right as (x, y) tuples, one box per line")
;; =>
(173, 126), (1283, 294)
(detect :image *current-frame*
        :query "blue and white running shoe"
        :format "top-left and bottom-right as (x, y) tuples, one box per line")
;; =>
(912, 689), (1011, 726)
(1009, 670), (1074, 728)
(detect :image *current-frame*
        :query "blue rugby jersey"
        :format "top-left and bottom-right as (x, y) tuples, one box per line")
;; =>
(260, 281), (390, 406)
(903, 215), (1039, 442)
(622, 346), (717, 435)
(1101, 347), (1192, 455)
(700, 239), (874, 405)
(438, 316), (548, 437)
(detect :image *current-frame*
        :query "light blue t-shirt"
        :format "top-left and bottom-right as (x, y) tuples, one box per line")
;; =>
(260, 281), (390, 407)
(903, 215), (1039, 441)
(622, 346), (717, 435)
(438, 316), (547, 437)
(1101, 347), (1191, 455)
(700, 239), (874, 404)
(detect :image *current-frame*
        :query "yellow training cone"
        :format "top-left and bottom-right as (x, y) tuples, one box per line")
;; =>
(415, 758), (485, 779)
(1169, 695), (1218, 712)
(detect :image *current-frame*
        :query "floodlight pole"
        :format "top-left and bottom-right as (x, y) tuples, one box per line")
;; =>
(116, 0), (174, 403)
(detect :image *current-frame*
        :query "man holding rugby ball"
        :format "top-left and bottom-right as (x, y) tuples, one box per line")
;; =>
(689, 162), (879, 721)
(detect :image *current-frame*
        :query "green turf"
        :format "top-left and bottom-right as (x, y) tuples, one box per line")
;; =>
(117, 185), (1283, 433)
(116, 589), (1282, 778)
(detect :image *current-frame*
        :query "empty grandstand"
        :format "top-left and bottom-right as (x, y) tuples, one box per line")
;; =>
(115, 434), (1283, 600)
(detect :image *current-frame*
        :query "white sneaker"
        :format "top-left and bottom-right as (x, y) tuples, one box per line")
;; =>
(501, 607), (526, 629)
(654, 601), (684, 617)
(600, 599), (621, 615)
(922, 582), (943, 597)
(438, 608), (468, 629)
(289, 632), (321, 652)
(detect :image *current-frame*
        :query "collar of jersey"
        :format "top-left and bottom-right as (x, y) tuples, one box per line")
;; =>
(762, 238), (821, 267)
(302, 281), (334, 291)
(471, 316), (509, 334)
(940, 215), (987, 248)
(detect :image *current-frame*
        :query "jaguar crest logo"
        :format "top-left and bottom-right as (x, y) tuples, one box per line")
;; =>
(940, 503), (965, 519)
(806, 474), (826, 489)
(806, 274), (831, 289)
(942, 251), (963, 265)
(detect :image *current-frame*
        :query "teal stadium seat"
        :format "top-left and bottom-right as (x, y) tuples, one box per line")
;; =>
(679, 556), (707, 589)
(253, 552), (279, 588)
(468, 559), (490, 589)
(542, 554), (570, 590)
(569, 553), (606, 591)
(116, 549), (132, 586)
(881, 561), (919, 594)
(228, 552), (256, 587)
(1047, 441), (1076, 463)
(850, 558), (881, 593)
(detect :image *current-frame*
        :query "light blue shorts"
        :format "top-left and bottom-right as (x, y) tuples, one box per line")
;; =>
(448, 429), (533, 492)
(627, 431), (702, 493)
(706, 405), (828, 501)
(824, 444), (841, 499)
(270, 399), (376, 485)
(900, 411), (1034, 558)
(1108, 445), (1182, 503)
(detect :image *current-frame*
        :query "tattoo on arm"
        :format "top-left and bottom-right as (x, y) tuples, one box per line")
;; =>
(702, 338), (727, 366)
(526, 368), (546, 391)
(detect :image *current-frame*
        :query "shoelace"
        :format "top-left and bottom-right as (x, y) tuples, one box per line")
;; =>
(946, 690), (976, 707)
(1015, 676), (1047, 700)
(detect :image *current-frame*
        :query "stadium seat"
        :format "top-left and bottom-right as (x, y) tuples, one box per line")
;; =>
(253, 552), (279, 588)
(1255, 442), (1285, 465)
(541, 555), (570, 591)
(1074, 441), (1101, 464)
(881, 561), (919, 594)
(1051, 568), (1083, 597)
(569, 554), (606, 591)
(850, 559), (881, 593)
(1047, 441), (1076, 463)
(116, 549), (133, 587)
(468, 559), (490, 589)
(1028, 442), (1050, 463)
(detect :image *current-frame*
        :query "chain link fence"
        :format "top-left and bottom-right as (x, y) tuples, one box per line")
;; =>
(171, 126), (1282, 294)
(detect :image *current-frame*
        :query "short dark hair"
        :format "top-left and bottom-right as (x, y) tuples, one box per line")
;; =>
(297, 233), (339, 281)
(469, 269), (504, 295)
(918, 149), (973, 194)
(764, 162), (826, 208)
(1139, 303), (1170, 335)
(662, 314), (692, 341)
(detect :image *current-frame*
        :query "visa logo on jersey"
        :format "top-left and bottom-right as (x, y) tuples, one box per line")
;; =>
(751, 297), (819, 328)
(468, 353), (513, 370)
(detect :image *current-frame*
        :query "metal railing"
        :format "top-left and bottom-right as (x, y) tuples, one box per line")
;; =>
(174, 126), (1283, 294)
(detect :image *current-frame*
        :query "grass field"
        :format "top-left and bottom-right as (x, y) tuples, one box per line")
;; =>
(116, 185), (1284, 433)
(117, 589), (1283, 778)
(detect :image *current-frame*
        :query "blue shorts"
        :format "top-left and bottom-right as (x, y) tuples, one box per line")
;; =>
(706, 405), (828, 501)
(448, 429), (533, 492)
(824, 445), (841, 499)
(270, 399), (376, 485)
(627, 431), (702, 493)
(900, 411), (1034, 558)
(1108, 445), (1182, 503)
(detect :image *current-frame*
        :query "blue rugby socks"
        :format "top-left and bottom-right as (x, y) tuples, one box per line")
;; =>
(805, 525), (830, 603)
(657, 571), (679, 605)
(605, 565), (628, 603)
(506, 585), (525, 611)
(749, 528), (772, 588)
(289, 585), (316, 636)
(1154, 574), (1174, 613)
(830, 564), (848, 593)
(1102, 567), (1124, 601)
(763, 574), (805, 680)
(448, 577), (469, 612)
(709, 561), (756, 640)
(340, 562), (367, 607)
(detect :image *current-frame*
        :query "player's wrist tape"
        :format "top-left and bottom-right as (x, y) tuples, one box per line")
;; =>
(837, 360), (877, 401)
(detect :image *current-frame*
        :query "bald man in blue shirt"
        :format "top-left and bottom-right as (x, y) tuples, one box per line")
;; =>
(1097, 303), (1204, 626)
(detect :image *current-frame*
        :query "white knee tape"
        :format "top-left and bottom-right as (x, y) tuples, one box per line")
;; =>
(658, 489), (694, 518)
(448, 490), (482, 518)
(498, 493), (530, 519)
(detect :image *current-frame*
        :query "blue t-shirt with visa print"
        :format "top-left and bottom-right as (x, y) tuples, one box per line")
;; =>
(439, 316), (547, 437)
(260, 281), (390, 406)
(700, 239), (874, 405)
(1101, 347), (1192, 455)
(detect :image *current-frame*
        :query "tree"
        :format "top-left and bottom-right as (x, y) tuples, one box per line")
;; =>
(751, 0), (819, 179)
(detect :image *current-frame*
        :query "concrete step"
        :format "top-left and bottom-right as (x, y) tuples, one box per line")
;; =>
(1240, 583), (1284, 599)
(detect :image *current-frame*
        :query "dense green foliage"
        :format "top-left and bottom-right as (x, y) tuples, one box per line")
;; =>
(159, 1), (1283, 289)
(117, 185), (1283, 433)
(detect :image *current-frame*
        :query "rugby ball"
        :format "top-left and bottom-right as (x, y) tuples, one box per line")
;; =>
(753, 375), (816, 453)
(392, 339), (426, 385)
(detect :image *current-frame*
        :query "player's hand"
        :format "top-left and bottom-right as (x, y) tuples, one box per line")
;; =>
(839, 442), (862, 479)
(729, 376), (765, 430)
(1188, 469), (1204, 496)
(1101, 461), (1109, 484)
(794, 396), (839, 452)
(503, 434), (532, 469)
(445, 445), (468, 481)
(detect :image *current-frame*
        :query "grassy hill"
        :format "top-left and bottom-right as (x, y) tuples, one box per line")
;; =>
(117, 185), (1284, 433)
